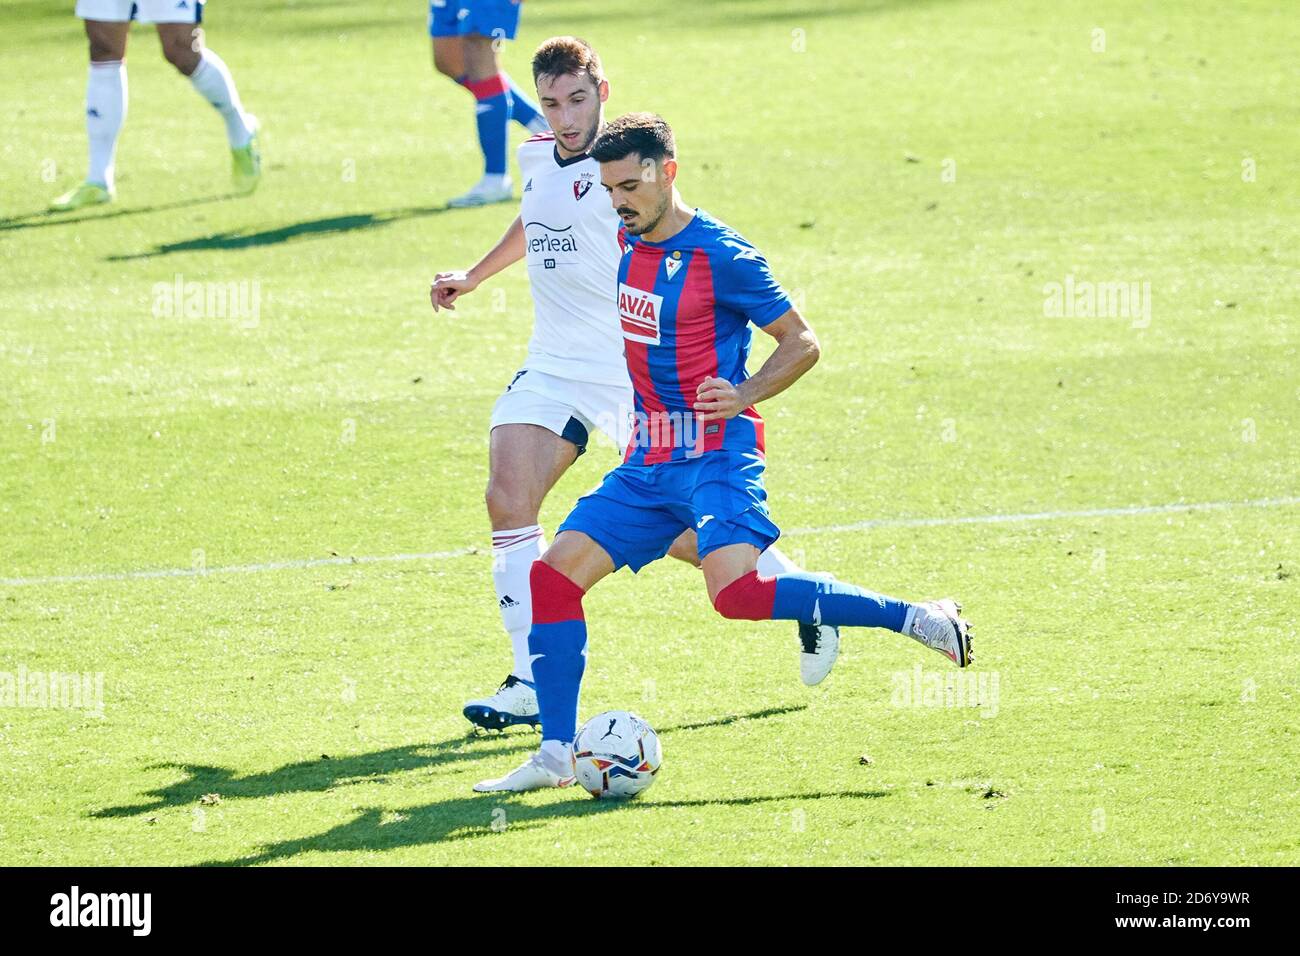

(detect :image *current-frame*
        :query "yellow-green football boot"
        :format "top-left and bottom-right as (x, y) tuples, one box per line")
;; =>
(49, 181), (113, 212)
(231, 116), (262, 195)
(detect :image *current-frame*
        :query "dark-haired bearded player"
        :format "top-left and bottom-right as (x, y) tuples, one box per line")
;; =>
(473, 112), (973, 793)
(431, 39), (838, 737)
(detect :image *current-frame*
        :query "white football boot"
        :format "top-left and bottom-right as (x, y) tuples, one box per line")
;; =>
(447, 174), (513, 208)
(798, 576), (841, 686)
(463, 674), (540, 731)
(798, 619), (840, 686)
(473, 747), (576, 793)
(906, 599), (974, 667)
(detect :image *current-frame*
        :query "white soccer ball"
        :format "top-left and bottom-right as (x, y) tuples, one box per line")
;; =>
(573, 710), (662, 800)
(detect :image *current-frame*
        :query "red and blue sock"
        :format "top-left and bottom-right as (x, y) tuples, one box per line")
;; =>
(457, 72), (544, 132)
(464, 73), (510, 176)
(527, 561), (587, 744)
(714, 570), (912, 632)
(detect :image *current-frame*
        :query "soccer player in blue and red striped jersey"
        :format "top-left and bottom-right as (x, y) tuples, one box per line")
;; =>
(473, 113), (975, 794)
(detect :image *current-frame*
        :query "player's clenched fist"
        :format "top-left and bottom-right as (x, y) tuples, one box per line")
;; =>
(430, 270), (479, 312)
(693, 376), (747, 422)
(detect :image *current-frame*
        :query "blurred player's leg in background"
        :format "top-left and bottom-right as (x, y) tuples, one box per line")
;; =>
(430, 10), (546, 134)
(445, 1), (546, 207)
(461, 423), (579, 731)
(50, 16), (129, 211)
(504, 76), (547, 133)
(432, 33), (466, 84)
(154, 22), (261, 195)
(53, 1), (260, 209)
(449, 33), (514, 206)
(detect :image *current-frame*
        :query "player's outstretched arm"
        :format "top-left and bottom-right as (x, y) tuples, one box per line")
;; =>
(430, 215), (526, 312)
(694, 308), (820, 421)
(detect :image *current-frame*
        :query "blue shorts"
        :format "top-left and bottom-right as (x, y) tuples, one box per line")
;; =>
(558, 451), (781, 573)
(428, 0), (521, 40)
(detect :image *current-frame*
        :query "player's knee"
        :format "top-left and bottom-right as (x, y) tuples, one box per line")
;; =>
(484, 480), (535, 528)
(433, 56), (461, 80)
(712, 571), (774, 621)
(89, 39), (120, 61)
(530, 559), (585, 617)
(85, 22), (126, 61)
(161, 39), (198, 73)
(805, 330), (822, 365)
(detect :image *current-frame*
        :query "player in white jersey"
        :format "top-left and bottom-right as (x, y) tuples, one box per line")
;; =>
(431, 37), (838, 732)
(50, 1), (261, 211)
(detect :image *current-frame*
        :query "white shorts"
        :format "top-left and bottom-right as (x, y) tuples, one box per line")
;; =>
(489, 368), (634, 456)
(75, 0), (205, 24)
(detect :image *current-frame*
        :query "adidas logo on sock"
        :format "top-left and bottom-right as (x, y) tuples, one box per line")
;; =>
(498, 595), (519, 609)
(524, 179), (533, 192)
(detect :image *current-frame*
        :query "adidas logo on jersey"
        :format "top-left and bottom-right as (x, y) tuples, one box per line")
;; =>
(499, 595), (520, 609)
(524, 179), (533, 192)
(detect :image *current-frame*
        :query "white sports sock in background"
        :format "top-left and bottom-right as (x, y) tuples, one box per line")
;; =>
(491, 525), (547, 682)
(757, 545), (801, 576)
(86, 60), (127, 189)
(188, 48), (254, 148)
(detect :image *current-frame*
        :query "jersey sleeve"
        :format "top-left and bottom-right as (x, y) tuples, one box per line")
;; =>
(712, 232), (794, 328)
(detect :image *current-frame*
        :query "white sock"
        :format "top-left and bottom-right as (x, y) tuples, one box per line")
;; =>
(188, 48), (253, 148)
(757, 545), (801, 576)
(86, 60), (127, 189)
(491, 525), (546, 682)
(540, 738), (573, 764)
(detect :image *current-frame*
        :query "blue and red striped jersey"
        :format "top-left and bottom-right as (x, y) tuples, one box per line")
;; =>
(616, 209), (793, 465)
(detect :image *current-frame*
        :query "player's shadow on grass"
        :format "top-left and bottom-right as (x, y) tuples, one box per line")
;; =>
(0, 193), (236, 234)
(104, 205), (454, 260)
(89, 704), (808, 820)
(203, 788), (889, 867)
(88, 739), (496, 820)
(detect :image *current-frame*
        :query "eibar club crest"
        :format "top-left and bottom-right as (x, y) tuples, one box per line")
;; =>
(664, 250), (683, 280)
(573, 172), (594, 200)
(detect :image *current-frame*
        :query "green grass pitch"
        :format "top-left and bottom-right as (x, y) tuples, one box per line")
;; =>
(1, 0), (1297, 866)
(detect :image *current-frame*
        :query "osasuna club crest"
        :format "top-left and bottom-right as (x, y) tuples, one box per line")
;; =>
(573, 172), (594, 200)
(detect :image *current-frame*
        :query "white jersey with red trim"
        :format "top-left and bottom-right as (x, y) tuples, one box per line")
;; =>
(515, 133), (629, 387)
